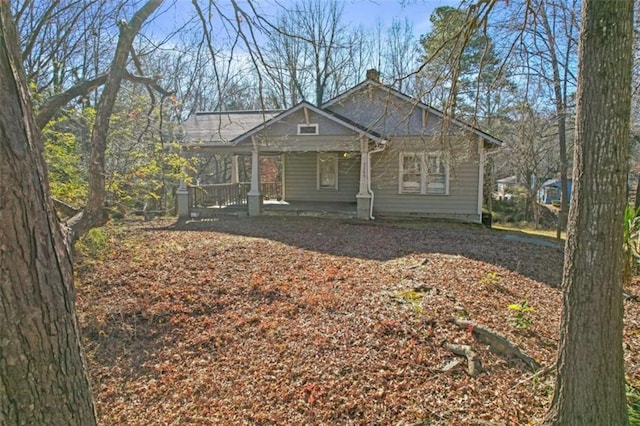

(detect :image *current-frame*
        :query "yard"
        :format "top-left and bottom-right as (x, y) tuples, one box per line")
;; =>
(76, 217), (640, 425)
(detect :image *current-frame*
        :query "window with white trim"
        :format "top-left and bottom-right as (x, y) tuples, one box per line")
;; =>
(298, 123), (319, 135)
(399, 152), (448, 195)
(317, 153), (338, 190)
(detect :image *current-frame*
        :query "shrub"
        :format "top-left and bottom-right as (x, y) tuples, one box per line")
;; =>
(624, 205), (640, 285)
(76, 227), (110, 260)
(627, 384), (640, 425)
(508, 300), (535, 330)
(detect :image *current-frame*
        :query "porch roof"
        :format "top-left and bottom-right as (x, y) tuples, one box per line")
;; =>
(181, 110), (282, 146)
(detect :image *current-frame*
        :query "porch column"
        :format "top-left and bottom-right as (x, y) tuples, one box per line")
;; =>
(176, 180), (190, 218)
(230, 155), (239, 184)
(248, 144), (261, 216)
(356, 135), (372, 220)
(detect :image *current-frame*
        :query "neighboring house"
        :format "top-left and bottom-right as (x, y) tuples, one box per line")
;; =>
(538, 178), (573, 204)
(496, 175), (519, 199)
(177, 70), (502, 223)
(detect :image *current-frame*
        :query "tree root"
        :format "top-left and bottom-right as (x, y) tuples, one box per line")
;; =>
(511, 362), (556, 389)
(453, 318), (540, 372)
(443, 343), (483, 376)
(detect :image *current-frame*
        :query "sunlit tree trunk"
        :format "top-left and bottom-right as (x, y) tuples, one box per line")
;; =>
(67, 0), (164, 242)
(0, 3), (96, 424)
(537, 2), (571, 240)
(544, 0), (633, 424)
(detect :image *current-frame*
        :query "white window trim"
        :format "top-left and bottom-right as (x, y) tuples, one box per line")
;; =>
(297, 123), (319, 135)
(398, 151), (449, 195)
(317, 153), (339, 190)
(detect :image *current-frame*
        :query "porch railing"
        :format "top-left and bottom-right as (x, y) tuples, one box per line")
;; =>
(261, 182), (282, 200)
(189, 183), (250, 208)
(189, 182), (281, 208)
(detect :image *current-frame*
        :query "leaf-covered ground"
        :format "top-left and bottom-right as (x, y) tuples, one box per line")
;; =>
(76, 216), (640, 425)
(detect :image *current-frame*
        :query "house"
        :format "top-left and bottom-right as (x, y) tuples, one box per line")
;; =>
(496, 175), (519, 199)
(177, 70), (502, 223)
(538, 178), (573, 204)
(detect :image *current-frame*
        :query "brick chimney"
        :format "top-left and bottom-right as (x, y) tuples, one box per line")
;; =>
(366, 68), (380, 83)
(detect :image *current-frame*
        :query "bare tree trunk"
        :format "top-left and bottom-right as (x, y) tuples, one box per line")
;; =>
(67, 0), (164, 242)
(538, 3), (570, 240)
(0, 4), (96, 424)
(544, 0), (633, 423)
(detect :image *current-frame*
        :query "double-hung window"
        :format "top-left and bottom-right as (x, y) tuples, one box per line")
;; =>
(399, 152), (448, 195)
(317, 153), (338, 190)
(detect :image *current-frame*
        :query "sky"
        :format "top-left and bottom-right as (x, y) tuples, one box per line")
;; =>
(336, 0), (459, 37)
(152, 0), (461, 40)
(257, 0), (462, 38)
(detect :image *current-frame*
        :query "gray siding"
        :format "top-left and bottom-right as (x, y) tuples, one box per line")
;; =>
(370, 137), (481, 222)
(251, 109), (362, 152)
(284, 152), (360, 202)
(258, 135), (360, 153)
(326, 85), (476, 140)
(326, 86), (440, 137)
(265, 109), (356, 136)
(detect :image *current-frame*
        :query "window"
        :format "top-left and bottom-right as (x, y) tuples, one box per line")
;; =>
(401, 154), (422, 193)
(317, 153), (338, 190)
(426, 154), (446, 193)
(399, 152), (448, 195)
(298, 123), (319, 135)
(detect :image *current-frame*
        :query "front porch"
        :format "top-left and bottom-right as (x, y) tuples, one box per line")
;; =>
(185, 183), (357, 219)
(178, 136), (375, 220)
(189, 182), (281, 208)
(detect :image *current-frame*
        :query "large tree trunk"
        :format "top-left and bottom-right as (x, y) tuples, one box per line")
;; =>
(67, 0), (164, 243)
(0, 4), (96, 424)
(544, 1), (633, 424)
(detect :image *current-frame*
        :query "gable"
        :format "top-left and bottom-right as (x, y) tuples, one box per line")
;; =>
(325, 84), (430, 137)
(245, 108), (358, 140)
(232, 102), (382, 147)
(324, 81), (502, 148)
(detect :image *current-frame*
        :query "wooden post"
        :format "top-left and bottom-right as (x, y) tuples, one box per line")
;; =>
(231, 155), (239, 184)
(248, 139), (261, 216)
(356, 135), (372, 220)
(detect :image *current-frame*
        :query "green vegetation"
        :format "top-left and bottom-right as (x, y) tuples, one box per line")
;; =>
(43, 108), (93, 207)
(508, 300), (535, 330)
(624, 205), (640, 285)
(480, 271), (500, 290)
(42, 95), (194, 218)
(394, 288), (428, 314)
(490, 198), (558, 230)
(75, 227), (111, 260)
(492, 224), (566, 240)
(628, 384), (640, 425)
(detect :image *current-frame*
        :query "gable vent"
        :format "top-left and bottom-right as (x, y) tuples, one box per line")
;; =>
(298, 124), (319, 135)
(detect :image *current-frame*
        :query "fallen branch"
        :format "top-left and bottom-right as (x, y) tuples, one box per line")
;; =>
(443, 343), (483, 377)
(454, 318), (540, 371)
(408, 258), (429, 269)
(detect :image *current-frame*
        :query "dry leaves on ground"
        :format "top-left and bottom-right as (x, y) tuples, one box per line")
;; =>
(75, 216), (640, 425)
